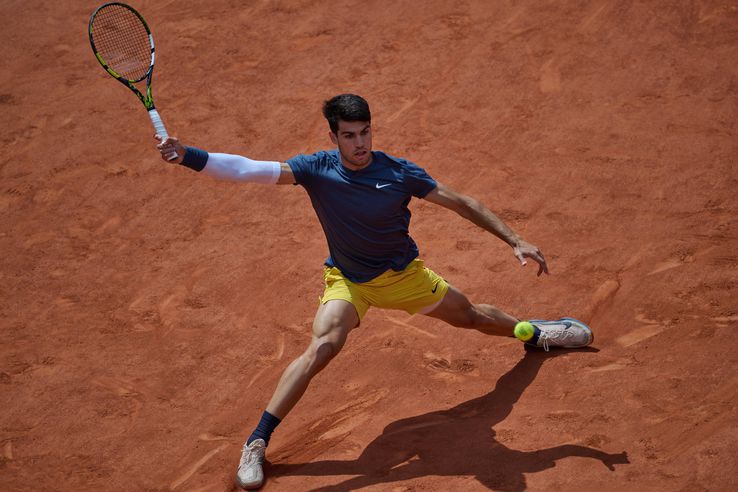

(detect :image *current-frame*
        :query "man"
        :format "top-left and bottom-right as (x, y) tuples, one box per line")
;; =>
(155, 94), (592, 490)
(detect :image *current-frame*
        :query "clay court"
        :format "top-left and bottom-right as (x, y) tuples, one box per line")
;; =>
(2, 1), (737, 490)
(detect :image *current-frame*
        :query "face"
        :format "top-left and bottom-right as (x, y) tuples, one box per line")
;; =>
(330, 119), (373, 169)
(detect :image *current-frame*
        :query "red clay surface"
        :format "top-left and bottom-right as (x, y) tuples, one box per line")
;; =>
(2, 1), (737, 490)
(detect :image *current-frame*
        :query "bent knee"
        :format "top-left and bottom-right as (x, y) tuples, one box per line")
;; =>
(305, 340), (341, 373)
(315, 341), (338, 365)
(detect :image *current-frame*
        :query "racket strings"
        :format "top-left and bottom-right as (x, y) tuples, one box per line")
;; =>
(91, 5), (152, 81)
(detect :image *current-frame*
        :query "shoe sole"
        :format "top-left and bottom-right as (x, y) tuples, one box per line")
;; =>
(235, 477), (263, 490)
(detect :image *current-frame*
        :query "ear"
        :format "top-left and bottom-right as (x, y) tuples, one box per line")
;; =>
(329, 131), (338, 145)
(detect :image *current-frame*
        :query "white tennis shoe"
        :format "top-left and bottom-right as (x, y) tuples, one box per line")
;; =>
(236, 438), (266, 490)
(530, 318), (593, 351)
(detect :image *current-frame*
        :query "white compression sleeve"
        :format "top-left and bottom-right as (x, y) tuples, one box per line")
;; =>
(201, 153), (282, 184)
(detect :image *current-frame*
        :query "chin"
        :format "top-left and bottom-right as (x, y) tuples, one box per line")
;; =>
(340, 150), (371, 168)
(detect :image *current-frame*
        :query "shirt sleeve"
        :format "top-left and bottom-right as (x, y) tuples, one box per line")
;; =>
(401, 159), (437, 198)
(286, 152), (321, 187)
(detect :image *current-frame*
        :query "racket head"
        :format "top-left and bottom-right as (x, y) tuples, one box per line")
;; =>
(89, 2), (154, 83)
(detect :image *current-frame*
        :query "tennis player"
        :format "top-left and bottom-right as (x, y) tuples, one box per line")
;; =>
(155, 94), (593, 489)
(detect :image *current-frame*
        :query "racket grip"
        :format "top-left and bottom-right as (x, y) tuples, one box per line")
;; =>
(148, 108), (178, 161)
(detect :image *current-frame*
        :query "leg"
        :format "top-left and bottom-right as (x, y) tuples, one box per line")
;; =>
(265, 299), (359, 419)
(424, 283), (519, 337)
(236, 300), (359, 489)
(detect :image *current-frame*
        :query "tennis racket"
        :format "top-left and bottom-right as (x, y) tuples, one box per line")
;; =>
(88, 2), (177, 160)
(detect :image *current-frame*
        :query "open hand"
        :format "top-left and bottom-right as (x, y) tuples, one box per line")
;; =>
(513, 240), (549, 276)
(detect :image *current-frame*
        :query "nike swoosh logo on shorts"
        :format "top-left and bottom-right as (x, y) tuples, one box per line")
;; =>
(375, 183), (391, 189)
(431, 283), (439, 293)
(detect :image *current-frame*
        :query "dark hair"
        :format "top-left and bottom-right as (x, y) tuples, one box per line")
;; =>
(322, 94), (371, 133)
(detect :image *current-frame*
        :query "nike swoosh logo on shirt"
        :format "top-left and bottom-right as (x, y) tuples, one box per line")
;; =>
(375, 183), (391, 189)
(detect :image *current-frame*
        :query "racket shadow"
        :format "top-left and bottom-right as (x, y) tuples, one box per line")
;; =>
(269, 346), (628, 491)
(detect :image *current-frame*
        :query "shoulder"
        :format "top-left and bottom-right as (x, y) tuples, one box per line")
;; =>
(373, 150), (410, 166)
(286, 150), (339, 184)
(287, 149), (337, 167)
(287, 149), (339, 173)
(375, 151), (433, 178)
(371, 151), (424, 173)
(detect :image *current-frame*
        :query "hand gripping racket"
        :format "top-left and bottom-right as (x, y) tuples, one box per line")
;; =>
(88, 2), (177, 160)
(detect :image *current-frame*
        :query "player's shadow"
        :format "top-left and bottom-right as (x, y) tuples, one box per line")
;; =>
(269, 346), (628, 491)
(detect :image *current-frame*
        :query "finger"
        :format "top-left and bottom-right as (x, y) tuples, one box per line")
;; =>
(539, 253), (549, 274)
(537, 257), (549, 276)
(154, 134), (162, 142)
(521, 250), (546, 276)
(529, 247), (545, 267)
(158, 140), (175, 151)
(514, 248), (527, 266)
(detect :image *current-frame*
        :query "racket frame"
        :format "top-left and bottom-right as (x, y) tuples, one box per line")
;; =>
(89, 2), (174, 153)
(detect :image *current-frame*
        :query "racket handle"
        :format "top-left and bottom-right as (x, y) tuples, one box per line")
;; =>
(148, 108), (178, 161)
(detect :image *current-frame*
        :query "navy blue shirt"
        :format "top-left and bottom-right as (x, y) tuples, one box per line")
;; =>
(287, 150), (437, 283)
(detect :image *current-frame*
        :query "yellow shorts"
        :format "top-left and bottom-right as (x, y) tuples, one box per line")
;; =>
(320, 258), (449, 320)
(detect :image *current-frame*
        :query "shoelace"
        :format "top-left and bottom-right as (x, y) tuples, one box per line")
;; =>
(538, 326), (569, 352)
(239, 443), (265, 468)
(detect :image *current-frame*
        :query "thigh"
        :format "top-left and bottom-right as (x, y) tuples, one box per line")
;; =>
(422, 283), (475, 326)
(320, 267), (371, 321)
(368, 259), (449, 315)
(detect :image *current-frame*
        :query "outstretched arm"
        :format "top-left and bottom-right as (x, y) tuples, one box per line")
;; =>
(154, 135), (296, 185)
(424, 182), (549, 276)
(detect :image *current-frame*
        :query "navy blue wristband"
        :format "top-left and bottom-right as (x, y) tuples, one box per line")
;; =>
(181, 146), (209, 172)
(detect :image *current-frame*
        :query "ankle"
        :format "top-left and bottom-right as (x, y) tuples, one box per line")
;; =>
(248, 410), (282, 446)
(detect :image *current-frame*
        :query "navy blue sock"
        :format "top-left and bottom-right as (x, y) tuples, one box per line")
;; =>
(529, 326), (541, 345)
(247, 411), (281, 446)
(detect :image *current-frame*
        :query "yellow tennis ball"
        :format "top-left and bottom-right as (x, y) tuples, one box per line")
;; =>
(514, 321), (535, 342)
